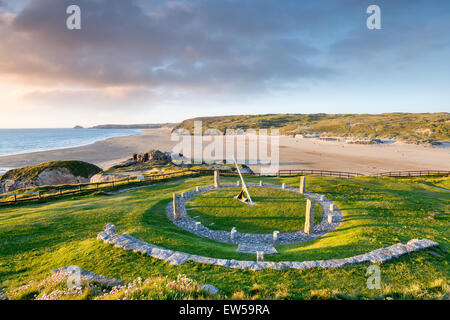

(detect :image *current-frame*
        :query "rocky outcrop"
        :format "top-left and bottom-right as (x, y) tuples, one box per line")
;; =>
(1, 167), (91, 193)
(0, 161), (101, 193)
(109, 149), (174, 170)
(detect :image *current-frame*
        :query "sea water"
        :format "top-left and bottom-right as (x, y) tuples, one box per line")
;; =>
(0, 128), (139, 174)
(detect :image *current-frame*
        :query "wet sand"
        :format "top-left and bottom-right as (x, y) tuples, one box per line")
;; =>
(0, 128), (448, 174)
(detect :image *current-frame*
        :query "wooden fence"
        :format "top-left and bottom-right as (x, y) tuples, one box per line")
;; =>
(276, 169), (363, 178)
(1, 167), (448, 205)
(376, 170), (450, 177)
(0, 169), (212, 205)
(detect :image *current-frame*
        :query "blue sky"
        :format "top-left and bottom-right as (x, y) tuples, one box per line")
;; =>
(0, 0), (449, 127)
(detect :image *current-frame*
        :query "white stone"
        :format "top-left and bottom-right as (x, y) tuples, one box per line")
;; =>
(327, 214), (336, 224)
(196, 186), (200, 192)
(230, 228), (237, 241)
(104, 223), (115, 234)
(259, 180), (263, 186)
(236, 180), (240, 186)
(320, 195), (325, 201)
(195, 221), (201, 231)
(273, 230), (280, 241)
(199, 284), (219, 295)
(282, 183), (286, 189)
(329, 203), (334, 212)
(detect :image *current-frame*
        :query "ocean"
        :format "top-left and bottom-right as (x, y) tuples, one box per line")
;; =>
(0, 128), (139, 174)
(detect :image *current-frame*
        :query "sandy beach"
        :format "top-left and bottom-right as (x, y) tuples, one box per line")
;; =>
(0, 128), (177, 171)
(0, 127), (449, 174)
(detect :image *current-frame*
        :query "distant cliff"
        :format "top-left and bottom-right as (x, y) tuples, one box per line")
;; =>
(90, 123), (174, 129)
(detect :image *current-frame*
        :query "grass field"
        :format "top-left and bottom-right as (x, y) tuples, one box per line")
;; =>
(0, 175), (448, 299)
(173, 113), (450, 144)
(186, 187), (322, 233)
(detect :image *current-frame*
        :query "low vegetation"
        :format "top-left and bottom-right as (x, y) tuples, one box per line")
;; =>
(4, 272), (210, 300)
(0, 174), (448, 299)
(173, 113), (450, 144)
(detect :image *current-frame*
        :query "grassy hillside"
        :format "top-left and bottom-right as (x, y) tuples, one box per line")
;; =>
(173, 113), (450, 144)
(1, 161), (102, 184)
(0, 174), (448, 299)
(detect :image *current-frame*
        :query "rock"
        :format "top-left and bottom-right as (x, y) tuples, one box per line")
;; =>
(90, 173), (126, 183)
(199, 284), (219, 295)
(104, 223), (116, 234)
(166, 252), (191, 265)
(110, 149), (172, 170)
(51, 266), (122, 287)
(96, 224), (439, 272)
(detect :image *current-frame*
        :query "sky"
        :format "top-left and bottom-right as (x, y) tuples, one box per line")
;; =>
(0, 0), (449, 128)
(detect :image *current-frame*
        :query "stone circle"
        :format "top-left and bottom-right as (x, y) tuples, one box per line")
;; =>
(165, 183), (343, 253)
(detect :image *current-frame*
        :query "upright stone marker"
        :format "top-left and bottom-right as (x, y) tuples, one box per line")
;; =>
(282, 183), (286, 190)
(236, 180), (240, 186)
(256, 251), (264, 262)
(214, 170), (220, 189)
(173, 193), (181, 220)
(327, 214), (335, 224)
(320, 195), (325, 201)
(273, 230), (280, 242)
(259, 180), (264, 187)
(230, 227), (237, 241)
(196, 186), (200, 192)
(329, 203), (334, 212)
(299, 176), (306, 194)
(195, 221), (202, 230)
(304, 199), (314, 234)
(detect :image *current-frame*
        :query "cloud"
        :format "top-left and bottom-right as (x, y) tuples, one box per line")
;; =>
(1, 0), (449, 115)
(0, 0), (334, 95)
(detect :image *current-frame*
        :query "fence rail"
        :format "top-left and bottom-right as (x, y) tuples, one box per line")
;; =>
(376, 170), (450, 177)
(0, 169), (212, 205)
(1, 167), (448, 205)
(276, 169), (363, 178)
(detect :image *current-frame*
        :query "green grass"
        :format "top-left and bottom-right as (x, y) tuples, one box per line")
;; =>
(414, 177), (450, 191)
(186, 187), (322, 233)
(0, 175), (449, 299)
(173, 112), (450, 144)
